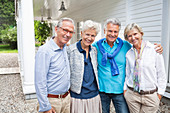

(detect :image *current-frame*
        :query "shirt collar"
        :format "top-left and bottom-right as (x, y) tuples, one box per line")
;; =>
(49, 36), (66, 51)
(76, 39), (91, 53)
(130, 40), (151, 51)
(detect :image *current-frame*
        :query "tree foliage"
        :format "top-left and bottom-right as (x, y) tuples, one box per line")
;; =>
(1, 27), (17, 49)
(34, 20), (50, 45)
(0, 0), (16, 39)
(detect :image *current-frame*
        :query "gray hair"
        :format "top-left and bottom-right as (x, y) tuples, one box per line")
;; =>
(124, 23), (144, 40)
(57, 17), (75, 29)
(82, 20), (100, 35)
(104, 18), (121, 30)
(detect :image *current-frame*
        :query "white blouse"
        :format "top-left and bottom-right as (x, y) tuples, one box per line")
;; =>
(124, 41), (167, 95)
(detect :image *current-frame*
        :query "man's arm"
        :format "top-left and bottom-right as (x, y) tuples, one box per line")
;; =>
(35, 49), (52, 112)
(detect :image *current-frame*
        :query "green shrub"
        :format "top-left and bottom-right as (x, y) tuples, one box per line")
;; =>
(34, 20), (50, 45)
(0, 27), (17, 49)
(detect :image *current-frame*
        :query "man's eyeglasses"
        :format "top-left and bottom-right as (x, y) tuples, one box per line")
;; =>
(59, 27), (75, 35)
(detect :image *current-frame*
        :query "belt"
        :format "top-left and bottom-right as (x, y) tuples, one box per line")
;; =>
(128, 86), (157, 95)
(47, 90), (70, 98)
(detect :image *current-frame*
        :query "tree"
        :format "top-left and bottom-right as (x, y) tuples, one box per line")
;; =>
(34, 20), (50, 45)
(0, 0), (16, 42)
(1, 27), (17, 49)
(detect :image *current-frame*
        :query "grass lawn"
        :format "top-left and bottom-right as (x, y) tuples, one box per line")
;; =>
(0, 44), (18, 53)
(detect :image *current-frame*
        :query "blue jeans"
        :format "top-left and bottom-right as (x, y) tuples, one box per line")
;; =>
(99, 92), (129, 113)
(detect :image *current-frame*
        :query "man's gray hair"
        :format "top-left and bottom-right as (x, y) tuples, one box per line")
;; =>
(104, 18), (121, 30)
(82, 20), (100, 34)
(56, 17), (75, 29)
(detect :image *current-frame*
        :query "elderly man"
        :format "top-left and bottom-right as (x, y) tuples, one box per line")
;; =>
(92, 18), (162, 113)
(35, 17), (75, 113)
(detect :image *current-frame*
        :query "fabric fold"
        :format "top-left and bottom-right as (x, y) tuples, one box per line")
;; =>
(97, 38), (123, 76)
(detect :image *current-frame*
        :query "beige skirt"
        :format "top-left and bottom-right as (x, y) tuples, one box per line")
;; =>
(71, 94), (102, 113)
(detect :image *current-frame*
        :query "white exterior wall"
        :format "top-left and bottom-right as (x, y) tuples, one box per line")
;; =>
(64, 0), (169, 84)
(63, 0), (126, 40)
(65, 0), (162, 43)
(126, 0), (162, 44)
(162, 0), (170, 84)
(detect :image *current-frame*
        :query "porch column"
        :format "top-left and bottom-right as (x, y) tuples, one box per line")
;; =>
(20, 0), (35, 94)
(162, 0), (170, 82)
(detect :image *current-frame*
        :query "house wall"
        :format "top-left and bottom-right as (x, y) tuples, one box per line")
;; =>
(63, 0), (170, 85)
(64, 0), (163, 42)
(63, 0), (126, 39)
(162, 0), (170, 84)
(126, 0), (163, 44)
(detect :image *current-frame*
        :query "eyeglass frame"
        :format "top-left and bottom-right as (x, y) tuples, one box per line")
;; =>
(59, 27), (75, 35)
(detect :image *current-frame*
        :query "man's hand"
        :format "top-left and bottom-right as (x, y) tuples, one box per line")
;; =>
(157, 94), (162, 100)
(123, 90), (127, 96)
(154, 43), (163, 54)
(43, 107), (56, 113)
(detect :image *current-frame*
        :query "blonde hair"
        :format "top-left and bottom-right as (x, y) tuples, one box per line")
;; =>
(124, 23), (143, 40)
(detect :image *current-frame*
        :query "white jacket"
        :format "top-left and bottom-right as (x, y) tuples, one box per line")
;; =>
(67, 42), (99, 94)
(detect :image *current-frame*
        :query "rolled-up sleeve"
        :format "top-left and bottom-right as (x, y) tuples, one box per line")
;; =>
(35, 48), (51, 112)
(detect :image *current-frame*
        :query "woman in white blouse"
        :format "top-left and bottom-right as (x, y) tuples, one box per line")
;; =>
(123, 23), (167, 113)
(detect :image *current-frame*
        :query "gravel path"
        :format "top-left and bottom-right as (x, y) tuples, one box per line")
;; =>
(0, 53), (19, 68)
(0, 53), (37, 113)
(0, 74), (37, 113)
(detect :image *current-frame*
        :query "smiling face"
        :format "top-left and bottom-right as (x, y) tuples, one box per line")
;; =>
(81, 28), (97, 48)
(55, 20), (74, 47)
(105, 23), (119, 44)
(127, 28), (143, 48)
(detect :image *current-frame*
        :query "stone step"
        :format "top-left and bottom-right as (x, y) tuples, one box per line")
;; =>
(25, 93), (37, 100)
(0, 67), (20, 75)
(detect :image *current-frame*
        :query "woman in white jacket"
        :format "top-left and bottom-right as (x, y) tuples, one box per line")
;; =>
(67, 20), (102, 113)
(123, 23), (167, 113)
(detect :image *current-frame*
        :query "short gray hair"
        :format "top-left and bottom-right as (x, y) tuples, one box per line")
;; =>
(124, 23), (143, 40)
(57, 17), (75, 29)
(104, 18), (121, 30)
(82, 20), (100, 34)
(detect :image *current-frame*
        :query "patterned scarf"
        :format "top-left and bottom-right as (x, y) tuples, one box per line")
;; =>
(133, 41), (146, 92)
